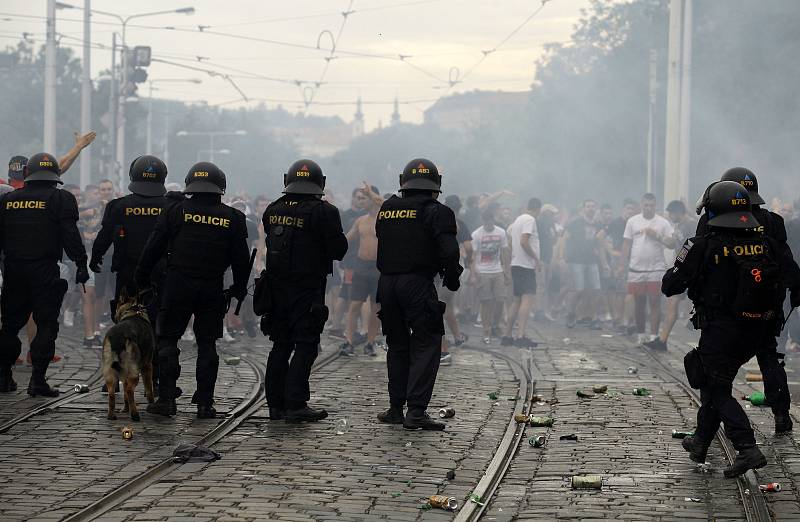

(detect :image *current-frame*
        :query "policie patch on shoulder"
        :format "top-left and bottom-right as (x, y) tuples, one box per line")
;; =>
(676, 239), (693, 263)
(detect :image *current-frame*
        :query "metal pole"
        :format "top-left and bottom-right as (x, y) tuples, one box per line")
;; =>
(663, 0), (683, 204)
(44, 0), (57, 153)
(79, 0), (91, 188)
(163, 109), (170, 167)
(646, 49), (657, 195)
(116, 22), (127, 191)
(209, 134), (214, 163)
(678, 0), (693, 203)
(146, 81), (153, 155)
(108, 33), (117, 184)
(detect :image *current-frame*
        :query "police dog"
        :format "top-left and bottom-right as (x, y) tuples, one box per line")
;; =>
(102, 289), (155, 421)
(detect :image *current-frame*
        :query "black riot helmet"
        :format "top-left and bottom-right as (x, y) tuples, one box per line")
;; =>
(129, 155), (167, 196)
(705, 181), (759, 229)
(24, 152), (62, 184)
(399, 158), (442, 192)
(720, 167), (765, 206)
(184, 162), (226, 194)
(283, 159), (325, 195)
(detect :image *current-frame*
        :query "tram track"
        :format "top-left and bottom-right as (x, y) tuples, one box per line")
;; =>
(62, 346), (343, 522)
(453, 323), (772, 522)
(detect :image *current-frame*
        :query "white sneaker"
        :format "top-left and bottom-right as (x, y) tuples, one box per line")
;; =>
(222, 327), (235, 343)
(63, 310), (74, 328)
(440, 353), (452, 366)
(181, 330), (195, 342)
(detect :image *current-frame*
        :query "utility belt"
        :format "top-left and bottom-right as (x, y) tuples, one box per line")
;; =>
(692, 305), (783, 336)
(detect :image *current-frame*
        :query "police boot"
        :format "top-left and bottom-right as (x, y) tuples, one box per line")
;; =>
(775, 412), (793, 435)
(0, 366), (17, 392)
(27, 366), (59, 397)
(723, 446), (767, 478)
(404, 409), (445, 431)
(196, 404), (217, 419)
(377, 406), (405, 425)
(268, 407), (286, 420)
(147, 397), (177, 417)
(681, 436), (709, 463)
(285, 406), (329, 423)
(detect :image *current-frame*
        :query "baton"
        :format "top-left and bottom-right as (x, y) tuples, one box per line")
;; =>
(234, 248), (258, 316)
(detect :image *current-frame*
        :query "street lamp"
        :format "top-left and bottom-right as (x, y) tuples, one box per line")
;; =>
(196, 148), (231, 162)
(147, 78), (202, 155)
(176, 130), (248, 163)
(62, 4), (195, 189)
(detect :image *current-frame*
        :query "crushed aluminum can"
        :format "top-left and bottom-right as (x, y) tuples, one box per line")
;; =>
(531, 394), (546, 403)
(514, 413), (532, 424)
(632, 387), (651, 396)
(759, 483), (781, 493)
(745, 372), (763, 382)
(429, 495), (458, 511)
(571, 475), (602, 489)
(121, 426), (134, 440)
(528, 435), (546, 447)
(684, 497), (701, 502)
(671, 430), (695, 439)
(529, 416), (554, 427)
(576, 390), (595, 399)
(224, 356), (241, 366)
(438, 407), (455, 419)
(73, 384), (90, 393)
(592, 385), (608, 394)
(627, 366), (638, 375)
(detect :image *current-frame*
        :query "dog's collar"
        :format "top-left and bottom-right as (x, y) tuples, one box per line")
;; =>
(118, 306), (150, 324)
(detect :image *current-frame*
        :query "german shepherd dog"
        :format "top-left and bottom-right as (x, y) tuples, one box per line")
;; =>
(102, 289), (156, 421)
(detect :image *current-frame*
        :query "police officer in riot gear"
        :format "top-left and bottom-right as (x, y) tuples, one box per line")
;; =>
(664, 181), (800, 477)
(259, 159), (347, 423)
(136, 162), (250, 418)
(91, 155), (168, 319)
(696, 167), (797, 433)
(0, 153), (89, 396)
(375, 158), (462, 430)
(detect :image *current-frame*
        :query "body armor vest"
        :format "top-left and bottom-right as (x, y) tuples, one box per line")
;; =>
(376, 194), (439, 276)
(169, 198), (236, 276)
(113, 193), (165, 270)
(264, 196), (326, 281)
(1, 183), (62, 262)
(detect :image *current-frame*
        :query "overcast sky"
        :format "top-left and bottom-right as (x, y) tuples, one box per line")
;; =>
(1, 0), (590, 129)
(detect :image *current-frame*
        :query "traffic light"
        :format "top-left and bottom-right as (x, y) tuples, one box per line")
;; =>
(123, 46), (152, 97)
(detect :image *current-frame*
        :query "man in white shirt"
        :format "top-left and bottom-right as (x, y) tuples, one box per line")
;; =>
(502, 198), (541, 347)
(620, 193), (676, 337)
(471, 210), (509, 343)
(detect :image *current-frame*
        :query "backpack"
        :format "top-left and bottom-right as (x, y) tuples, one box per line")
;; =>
(727, 237), (782, 321)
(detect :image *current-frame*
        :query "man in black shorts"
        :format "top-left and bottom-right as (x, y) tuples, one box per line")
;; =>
(502, 198), (541, 347)
(341, 184), (382, 356)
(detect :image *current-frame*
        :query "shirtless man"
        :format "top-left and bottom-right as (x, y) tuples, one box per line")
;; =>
(340, 182), (383, 356)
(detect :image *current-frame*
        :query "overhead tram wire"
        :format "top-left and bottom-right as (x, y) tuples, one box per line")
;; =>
(304, 0), (356, 109)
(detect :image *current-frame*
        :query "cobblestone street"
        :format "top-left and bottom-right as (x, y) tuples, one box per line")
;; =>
(1, 321), (799, 521)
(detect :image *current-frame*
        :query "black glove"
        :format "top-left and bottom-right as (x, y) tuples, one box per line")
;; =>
(443, 271), (461, 292)
(791, 287), (800, 309)
(89, 257), (102, 273)
(75, 266), (90, 285)
(228, 285), (247, 302)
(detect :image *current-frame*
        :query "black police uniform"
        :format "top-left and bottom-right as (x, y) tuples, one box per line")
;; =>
(0, 153), (88, 396)
(91, 156), (168, 321)
(260, 159), (347, 422)
(136, 163), (250, 417)
(696, 171), (798, 430)
(665, 181), (800, 477)
(375, 158), (462, 430)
